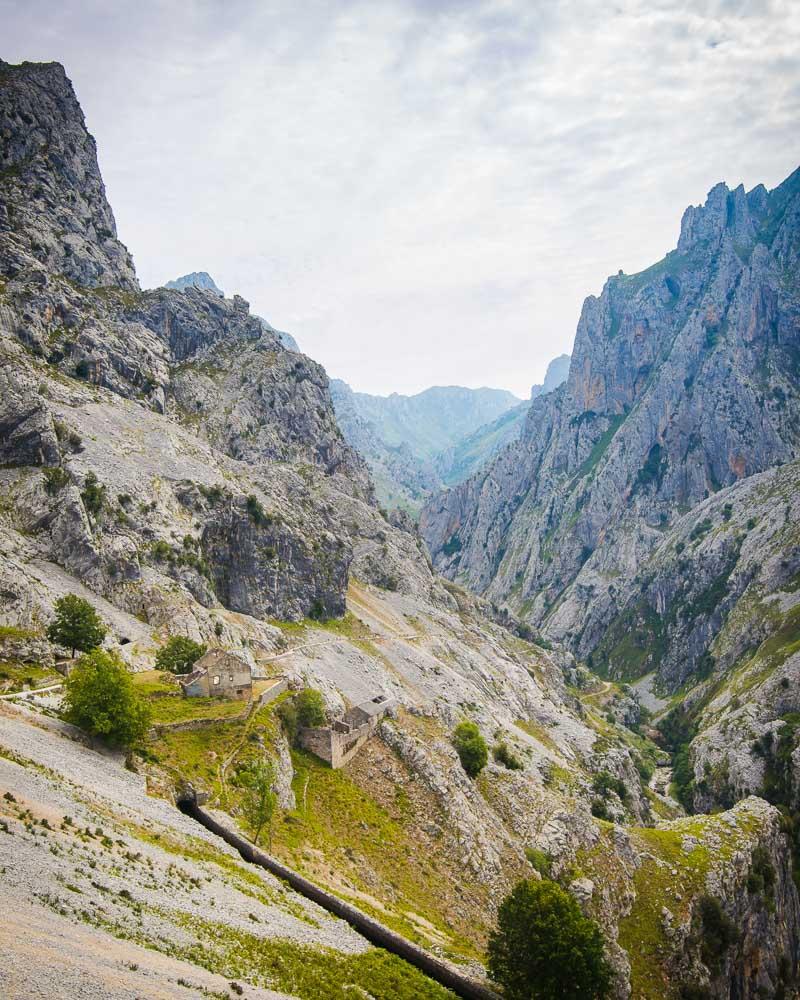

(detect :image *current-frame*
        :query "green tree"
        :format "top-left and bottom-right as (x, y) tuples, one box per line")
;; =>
(81, 471), (106, 516)
(46, 594), (107, 657)
(487, 879), (611, 1000)
(238, 758), (277, 847)
(155, 635), (207, 674)
(452, 720), (488, 778)
(63, 649), (151, 748)
(296, 688), (326, 728)
(277, 688), (327, 745)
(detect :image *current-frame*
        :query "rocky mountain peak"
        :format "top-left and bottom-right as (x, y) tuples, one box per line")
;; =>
(164, 271), (223, 296)
(0, 59), (137, 291)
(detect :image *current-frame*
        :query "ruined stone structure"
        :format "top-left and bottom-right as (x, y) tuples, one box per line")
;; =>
(180, 649), (252, 700)
(299, 694), (393, 768)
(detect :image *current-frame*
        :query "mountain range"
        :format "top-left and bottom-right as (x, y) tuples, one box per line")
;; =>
(331, 354), (570, 512)
(1, 57), (799, 1000)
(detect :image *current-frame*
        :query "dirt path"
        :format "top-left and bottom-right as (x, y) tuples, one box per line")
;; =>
(0, 682), (63, 701)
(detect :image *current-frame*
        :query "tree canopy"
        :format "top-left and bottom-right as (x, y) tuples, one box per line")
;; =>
(277, 687), (327, 744)
(155, 635), (207, 674)
(238, 757), (278, 847)
(63, 649), (151, 748)
(487, 878), (611, 1000)
(452, 720), (488, 778)
(46, 593), (107, 657)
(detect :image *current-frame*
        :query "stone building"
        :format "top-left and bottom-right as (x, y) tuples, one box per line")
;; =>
(179, 649), (252, 700)
(299, 694), (393, 768)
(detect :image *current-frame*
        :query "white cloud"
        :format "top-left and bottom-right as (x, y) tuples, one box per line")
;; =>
(3, 0), (798, 396)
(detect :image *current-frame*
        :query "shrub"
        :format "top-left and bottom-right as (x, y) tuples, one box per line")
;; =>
(43, 466), (70, 495)
(62, 649), (151, 748)
(695, 895), (739, 974)
(452, 721), (488, 778)
(47, 594), (107, 657)
(80, 471), (106, 517)
(296, 688), (326, 728)
(487, 878), (612, 999)
(155, 636), (206, 674)
(74, 359), (90, 380)
(494, 741), (523, 770)
(746, 845), (776, 903)
(277, 688), (326, 745)
(524, 847), (552, 878)
(246, 494), (271, 527)
(592, 770), (629, 803)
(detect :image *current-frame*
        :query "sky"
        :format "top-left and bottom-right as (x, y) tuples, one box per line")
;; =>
(3, 0), (799, 397)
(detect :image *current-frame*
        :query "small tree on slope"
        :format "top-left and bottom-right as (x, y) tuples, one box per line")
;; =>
(239, 758), (278, 847)
(155, 635), (206, 674)
(63, 649), (151, 749)
(47, 593), (107, 658)
(487, 878), (612, 1000)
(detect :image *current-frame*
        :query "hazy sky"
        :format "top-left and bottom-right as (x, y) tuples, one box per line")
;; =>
(3, 1), (799, 396)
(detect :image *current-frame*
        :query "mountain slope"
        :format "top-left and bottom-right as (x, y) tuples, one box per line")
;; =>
(435, 355), (571, 487)
(164, 270), (300, 351)
(2, 59), (799, 1000)
(422, 169), (800, 642)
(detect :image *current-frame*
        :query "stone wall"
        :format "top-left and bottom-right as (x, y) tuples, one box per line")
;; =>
(299, 713), (382, 769)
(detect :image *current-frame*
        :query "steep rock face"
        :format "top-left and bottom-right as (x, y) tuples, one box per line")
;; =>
(0, 59), (391, 621)
(164, 270), (300, 350)
(0, 60), (137, 290)
(422, 170), (800, 655)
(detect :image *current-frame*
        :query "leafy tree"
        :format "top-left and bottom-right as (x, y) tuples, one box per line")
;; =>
(238, 758), (277, 847)
(63, 649), (151, 748)
(296, 688), (326, 728)
(47, 593), (107, 657)
(277, 688), (327, 745)
(452, 720), (488, 778)
(155, 635), (207, 674)
(487, 879), (612, 1000)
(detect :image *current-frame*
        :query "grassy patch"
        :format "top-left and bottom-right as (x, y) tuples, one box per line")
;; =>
(159, 911), (457, 999)
(514, 718), (562, 755)
(271, 748), (486, 960)
(148, 695), (247, 726)
(0, 660), (62, 694)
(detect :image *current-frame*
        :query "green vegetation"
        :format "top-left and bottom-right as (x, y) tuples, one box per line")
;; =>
(452, 720), (488, 778)
(246, 494), (271, 527)
(154, 913), (456, 1000)
(694, 895), (739, 974)
(493, 741), (523, 770)
(277, 688), (326, 744)
(634, 443), (666, 493)
(43, 465), (70, 495)
(80, 471), (106, 517)
(63, 649), (151, 748)
(591, 599), (666, 681)
(0, 661), (61, 694)
(487, 879), (611, 999)
(46, 593), (107, 657)
(569, 413), (625, 488)
(146, 694), (245, 726)
(658, 706), (697, 810)
(524, 847), (552, 878)
(154, 635), (206, 674)
(442, 533), (462, 557)
(237, 757), (278, 847)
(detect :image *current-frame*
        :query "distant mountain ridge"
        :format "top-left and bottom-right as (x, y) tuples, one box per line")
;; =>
(332, 358), (570, 511)
(162, 271), (300, 351)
